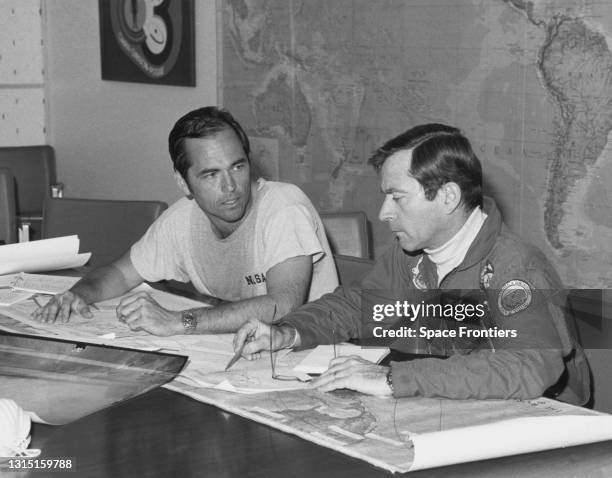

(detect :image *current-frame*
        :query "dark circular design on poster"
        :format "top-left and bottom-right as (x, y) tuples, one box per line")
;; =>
(109, 0), (183, 79)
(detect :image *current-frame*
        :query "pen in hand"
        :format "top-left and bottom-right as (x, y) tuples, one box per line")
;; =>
(225, 339), (247, 371)
(332, 327), (337, 359)
(225, 304), (278, 371)
(329, 310), (337, 359)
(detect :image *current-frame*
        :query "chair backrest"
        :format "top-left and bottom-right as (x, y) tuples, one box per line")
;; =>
(333, 254), (375, 286)
(42, 198), (168, 267)
(320, 211), (371, 259)
(0, 146), (57, 217)
(568, 289), (612, 412)
(0, 168), (17, 244)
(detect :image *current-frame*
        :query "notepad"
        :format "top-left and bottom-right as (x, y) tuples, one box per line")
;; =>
(293, 343), (389, 375)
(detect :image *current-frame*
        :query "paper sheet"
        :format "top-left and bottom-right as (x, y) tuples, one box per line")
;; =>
(0, 236), (79, 261)
(0, 288), (33, 306)
(177, 346), (310, 394)
(293, 343), (389, 374)
(0, 284), (208, 344)
(0, 236), (91, 275)
(0, 286), (310, 394)
(9, 273), (81, 294)
(410, 414), (612, 471)
(0, 274), (18, 288)
(0, 252), (91, 275)
(164, 381), (612, 474)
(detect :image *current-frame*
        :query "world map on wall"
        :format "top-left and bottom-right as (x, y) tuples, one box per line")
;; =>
(221, 0), (612, 288)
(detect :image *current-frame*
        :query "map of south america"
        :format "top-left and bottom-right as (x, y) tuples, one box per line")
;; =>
(507, 0), (612, 251)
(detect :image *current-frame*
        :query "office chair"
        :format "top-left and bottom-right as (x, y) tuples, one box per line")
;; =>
(568, 289), (612, 413)
(333, 254), (375, 286)
(0, 145), (61, 241)
(0, 168), (17, 245)
(42, 197), (168, 267)
(320, 211), (371, 258)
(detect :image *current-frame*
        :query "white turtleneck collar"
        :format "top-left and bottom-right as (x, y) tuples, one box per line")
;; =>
(424, 206), (488, 285)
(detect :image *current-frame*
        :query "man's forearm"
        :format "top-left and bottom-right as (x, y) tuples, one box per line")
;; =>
(188, 295), (288, 334)
(390, 349), (565, 400)
(71, 263), (138, 304)
(281, 285), (364, 349)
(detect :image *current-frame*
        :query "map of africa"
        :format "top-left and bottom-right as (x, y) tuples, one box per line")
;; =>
(220, 0), (612, 288)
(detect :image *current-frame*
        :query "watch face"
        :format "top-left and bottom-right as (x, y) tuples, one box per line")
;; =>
(182, 311), (197, 334)
(99, 0), (195, 86)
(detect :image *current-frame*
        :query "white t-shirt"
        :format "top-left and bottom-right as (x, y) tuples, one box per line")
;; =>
(130, 179), (338, 302)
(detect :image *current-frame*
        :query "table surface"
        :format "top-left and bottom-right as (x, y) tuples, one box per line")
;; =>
(4, 274), (612, 477)
(21, 387), (612, 478)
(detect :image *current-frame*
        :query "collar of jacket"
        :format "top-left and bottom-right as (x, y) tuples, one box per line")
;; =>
(418, 196), (503, 285)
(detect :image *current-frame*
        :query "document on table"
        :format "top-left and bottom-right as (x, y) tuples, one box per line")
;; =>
(165, 380), (612, 474)
(0, 288), (33, 306)
(293, 343), (389, 375)
(0, 283), (207, 345)
(0, 273), (81, 306)
(176, 345), (310, 394)
(8, 272), (81, 294)
(409, 411), (612, 471)
(0, 236), (90, 275)
(0, 282), (309, 394)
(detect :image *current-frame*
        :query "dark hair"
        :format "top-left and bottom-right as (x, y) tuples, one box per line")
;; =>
(368, 123), (483, 210)
(168, 106), (251, 179)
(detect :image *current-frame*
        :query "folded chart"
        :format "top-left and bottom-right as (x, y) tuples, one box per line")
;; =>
(165, 381), (612, 473)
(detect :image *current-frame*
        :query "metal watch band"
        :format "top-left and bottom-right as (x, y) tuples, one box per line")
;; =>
(386, 367), (394, 394)
(284, 325), (299, 349)
(182, 310), (198, 334)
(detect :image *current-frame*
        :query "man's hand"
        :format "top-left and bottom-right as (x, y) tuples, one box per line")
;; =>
(233, 319), (295, 360)
(310, 356), (392, 396)
(31, 291), (93, 324)
(116, 291), (182, 336)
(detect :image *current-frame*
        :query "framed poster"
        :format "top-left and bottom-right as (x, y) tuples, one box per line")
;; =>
(99, 0), (195, 86)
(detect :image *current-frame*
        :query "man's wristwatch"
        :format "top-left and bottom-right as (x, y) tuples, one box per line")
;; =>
(181, 310), (198, 334)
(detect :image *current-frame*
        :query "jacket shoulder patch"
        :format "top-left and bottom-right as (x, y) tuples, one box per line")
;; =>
(498, 279), (532, 316)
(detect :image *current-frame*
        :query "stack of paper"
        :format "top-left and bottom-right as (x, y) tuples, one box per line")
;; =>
(0, 236), (91, 275)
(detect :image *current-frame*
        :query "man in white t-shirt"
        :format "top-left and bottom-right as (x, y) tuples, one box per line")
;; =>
(33, 107), (338, 335)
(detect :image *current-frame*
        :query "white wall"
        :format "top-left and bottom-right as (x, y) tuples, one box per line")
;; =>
(44, 1), (217, 205)
(0, 0), (46, 146)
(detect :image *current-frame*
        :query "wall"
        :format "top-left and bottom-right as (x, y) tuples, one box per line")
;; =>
(44, 1), (217, 205)
(0, 0), (46, 146)
(218, 1), (612, 283)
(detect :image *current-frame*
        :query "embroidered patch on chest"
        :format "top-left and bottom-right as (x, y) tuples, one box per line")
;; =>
(497, 279), (532, 316)
(479, 261), (494, 289)
(411, 256), (428, 290)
